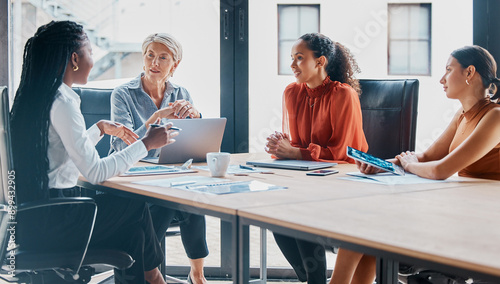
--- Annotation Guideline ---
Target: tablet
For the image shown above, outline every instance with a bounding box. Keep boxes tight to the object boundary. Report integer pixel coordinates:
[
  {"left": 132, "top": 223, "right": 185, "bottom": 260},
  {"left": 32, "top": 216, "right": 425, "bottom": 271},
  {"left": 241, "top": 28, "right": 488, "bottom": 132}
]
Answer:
[{"left": 346, "top": 146, "right": 405, "bottom": 176}]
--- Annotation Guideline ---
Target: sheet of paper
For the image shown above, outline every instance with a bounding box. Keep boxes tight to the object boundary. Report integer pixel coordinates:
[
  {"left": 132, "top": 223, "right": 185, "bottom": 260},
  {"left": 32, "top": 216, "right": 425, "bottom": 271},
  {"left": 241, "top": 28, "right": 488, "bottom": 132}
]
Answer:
[
  {"left": 192, "top": 165, "right": 272, "bottom": 174},
  {"left": 122, "top": 165, "right": 196, "bottom": 176},
  {"left": 184, "top": 180, "right": 286, "bottom": 195},
  {"left": 133, "top": 176, "right": 286, "bottom": 195},
  {"left": 341, "top": 172, "right": 459, "bottom": 185},
  {"left": 133, "top": 176, "right": 228, "bottom": 187}
]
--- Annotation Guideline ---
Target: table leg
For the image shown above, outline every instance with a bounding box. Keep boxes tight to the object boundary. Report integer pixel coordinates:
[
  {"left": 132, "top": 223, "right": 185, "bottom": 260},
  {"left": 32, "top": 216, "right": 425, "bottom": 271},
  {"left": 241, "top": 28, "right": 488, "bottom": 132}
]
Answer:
[
  {"left": 377, "top": 257, "right": 398, "bottom": 284},
  {"left": 221, "top": 217, "right": 241, "bottom": 283},
  {"left": 238, "top": 220, "right": 250, "bottom": 284}
]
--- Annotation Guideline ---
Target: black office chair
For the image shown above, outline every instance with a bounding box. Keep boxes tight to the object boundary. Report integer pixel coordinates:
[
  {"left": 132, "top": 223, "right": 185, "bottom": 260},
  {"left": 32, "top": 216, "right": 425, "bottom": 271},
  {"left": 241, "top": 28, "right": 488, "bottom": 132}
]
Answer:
[
  {"left": 0, "top": 86, "right": 134, "bottom": 283},
  {"left": 358, "top": 79, "right": 419, "bottom": 159}
]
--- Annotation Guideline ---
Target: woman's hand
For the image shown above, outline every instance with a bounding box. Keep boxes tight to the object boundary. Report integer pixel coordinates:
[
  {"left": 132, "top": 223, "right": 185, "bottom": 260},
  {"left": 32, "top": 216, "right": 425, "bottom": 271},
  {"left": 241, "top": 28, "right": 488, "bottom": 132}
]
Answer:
[
  {"left": 141, "top": 122, "right": 180, "bottom": 151},
  {"left": 97, "top": 120, "right": 139, "bottom": 145},
  {"left": 156, "top": 106, "right": 176, "bottom": 120},
  {"left": 146, "top": 100, "right": 200, "bottom": 126},
  {"left": 356, "top": 157, "right": 400, "bottom": 174},
  {"left": 396, "top": 151, "right": 419, "bottom": 170},
  {"left": 265, "top": 131, "right": 283, "bottom": 154},
  {"left": 355, "top": 160, "right": 384, "bottom": 174},
  {"left": 265, "top": 131, "right": 301, "bottom": 159},
  {"left": 170, "top": 100, "right": 200, "bottom": 119}
]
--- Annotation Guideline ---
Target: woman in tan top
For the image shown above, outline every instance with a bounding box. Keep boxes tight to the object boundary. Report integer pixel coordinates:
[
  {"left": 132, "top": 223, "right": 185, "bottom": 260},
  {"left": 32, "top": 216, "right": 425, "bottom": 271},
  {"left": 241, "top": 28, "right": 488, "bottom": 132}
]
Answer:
[
  {"left": 358, "top": 45, "right": 500, "bottom": 180},
  {"left": 345, "top": 45, "right": 500, "bottom": 284}
]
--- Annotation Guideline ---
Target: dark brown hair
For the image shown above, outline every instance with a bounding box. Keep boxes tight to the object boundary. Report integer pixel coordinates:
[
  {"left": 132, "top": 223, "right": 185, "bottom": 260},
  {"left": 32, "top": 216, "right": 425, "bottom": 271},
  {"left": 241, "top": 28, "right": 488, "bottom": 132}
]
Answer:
[
  {"left": 299, "top": 33, "right": 361, "bottom": 94},
  {"left": 451, "top": 45, "right": 500, "bottom": 100}
]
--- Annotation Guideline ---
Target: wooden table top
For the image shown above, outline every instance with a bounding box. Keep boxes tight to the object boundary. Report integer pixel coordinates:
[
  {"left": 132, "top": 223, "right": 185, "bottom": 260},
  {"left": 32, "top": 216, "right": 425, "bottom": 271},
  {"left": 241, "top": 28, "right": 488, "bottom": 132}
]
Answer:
[
  {"left": 79, "top": 153, "right": 493, "bottom": 216},
  {"left": 78, "top": 153, "right": 500, "bottom": 277},
  {"left": 239, "top": 182, "right": 500, "bottom": 277}
]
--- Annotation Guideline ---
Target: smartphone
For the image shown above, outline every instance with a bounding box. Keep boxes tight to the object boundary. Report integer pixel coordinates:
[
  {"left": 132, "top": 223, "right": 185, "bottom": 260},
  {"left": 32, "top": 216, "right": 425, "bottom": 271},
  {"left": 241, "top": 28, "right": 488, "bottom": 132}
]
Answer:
[{"left": 306, "top": 169, "right": 339, "bottom": 176}]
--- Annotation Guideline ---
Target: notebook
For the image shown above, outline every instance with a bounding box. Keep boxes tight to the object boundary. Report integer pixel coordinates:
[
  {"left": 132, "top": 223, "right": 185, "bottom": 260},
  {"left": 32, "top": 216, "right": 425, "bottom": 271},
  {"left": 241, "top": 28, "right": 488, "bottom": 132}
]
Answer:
[
  {"left": 141, "top": 118, "right": 226, "bottom": 164},
  {"left": 246, "top": 159, "right": 337, "bottom": 171}
]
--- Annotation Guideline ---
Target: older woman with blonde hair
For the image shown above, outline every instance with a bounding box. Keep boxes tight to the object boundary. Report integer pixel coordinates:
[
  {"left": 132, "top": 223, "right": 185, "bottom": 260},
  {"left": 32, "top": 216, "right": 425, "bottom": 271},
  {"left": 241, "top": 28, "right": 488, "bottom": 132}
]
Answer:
[{"left": 111, "top": 33, "right": 208, "bottom": 284}]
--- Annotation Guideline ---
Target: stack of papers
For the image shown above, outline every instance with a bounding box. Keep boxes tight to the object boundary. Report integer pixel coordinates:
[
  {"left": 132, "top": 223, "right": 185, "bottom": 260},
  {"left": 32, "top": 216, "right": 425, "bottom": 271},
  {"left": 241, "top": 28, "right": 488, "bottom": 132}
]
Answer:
[{"left": 134, "top": 175, "right": 286, "bottom": 195}]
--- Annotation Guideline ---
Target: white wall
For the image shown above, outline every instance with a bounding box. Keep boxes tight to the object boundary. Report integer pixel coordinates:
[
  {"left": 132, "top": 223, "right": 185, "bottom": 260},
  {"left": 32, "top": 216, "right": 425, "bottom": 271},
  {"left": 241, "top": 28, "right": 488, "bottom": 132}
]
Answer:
[{"left": 249, "top": 0, "right": 473, "bottom": 153}]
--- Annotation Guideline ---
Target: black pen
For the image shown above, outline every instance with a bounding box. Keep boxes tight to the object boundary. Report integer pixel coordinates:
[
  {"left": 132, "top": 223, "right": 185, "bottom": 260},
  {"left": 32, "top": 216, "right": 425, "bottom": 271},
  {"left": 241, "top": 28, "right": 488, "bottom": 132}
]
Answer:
[
  {"left": 239, "top": 164, "right": 256, "bottom": 171},
  {"left": 150, "top": 124, "right": 182, "bottom": 131}
]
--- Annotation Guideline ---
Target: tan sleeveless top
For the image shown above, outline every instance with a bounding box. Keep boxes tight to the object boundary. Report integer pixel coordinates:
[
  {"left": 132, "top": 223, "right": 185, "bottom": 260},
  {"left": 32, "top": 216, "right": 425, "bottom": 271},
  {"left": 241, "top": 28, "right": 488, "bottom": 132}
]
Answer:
[{"left": 449, "top": 98, "right": 500, "bottom": 180}]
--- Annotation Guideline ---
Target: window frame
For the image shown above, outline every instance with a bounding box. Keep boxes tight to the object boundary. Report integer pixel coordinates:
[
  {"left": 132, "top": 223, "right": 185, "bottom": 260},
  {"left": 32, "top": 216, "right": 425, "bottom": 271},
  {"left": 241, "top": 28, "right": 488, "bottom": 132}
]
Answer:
[
  {"left": 387, "top": 3, "right": 432, "bottom": 76},
  {"left": 277, "top": 4, "right": 320, "bottom": 75}
]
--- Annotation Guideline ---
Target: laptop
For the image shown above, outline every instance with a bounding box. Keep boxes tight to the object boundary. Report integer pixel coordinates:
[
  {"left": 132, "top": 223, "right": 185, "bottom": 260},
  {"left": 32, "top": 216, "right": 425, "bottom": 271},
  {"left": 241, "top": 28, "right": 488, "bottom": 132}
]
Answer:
[
  {"left": 246, "top": 159, "right": 337, "bottom": 171},
  {"left": 141, "top": 118, "right": 226, "bottom": 164}
]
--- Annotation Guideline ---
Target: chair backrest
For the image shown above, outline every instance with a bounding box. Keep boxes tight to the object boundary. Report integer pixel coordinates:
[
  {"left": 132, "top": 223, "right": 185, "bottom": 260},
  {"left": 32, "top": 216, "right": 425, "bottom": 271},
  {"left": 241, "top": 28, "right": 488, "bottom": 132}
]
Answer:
[
  {"left": 72, "top": 87, "right": 113, "bottom": 158},
  {"left": 0, "top": 86, "right": 12, "bottom": 262},
  {"left": 358, "top": 79, "right": 419, "bottom": 159}
]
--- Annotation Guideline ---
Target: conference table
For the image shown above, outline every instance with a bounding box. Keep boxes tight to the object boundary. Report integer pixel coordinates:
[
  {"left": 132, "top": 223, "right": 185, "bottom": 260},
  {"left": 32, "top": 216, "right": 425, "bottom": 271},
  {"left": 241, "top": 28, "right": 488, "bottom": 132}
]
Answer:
[{"left": 78, "top": 153, "right": 500, "bottom": 284}]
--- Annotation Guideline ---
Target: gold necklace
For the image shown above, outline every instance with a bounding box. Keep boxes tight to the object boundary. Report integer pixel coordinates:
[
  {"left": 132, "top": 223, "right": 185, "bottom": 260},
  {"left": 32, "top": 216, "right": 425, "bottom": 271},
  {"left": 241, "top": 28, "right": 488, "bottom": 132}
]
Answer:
[{"left": 308, "top": 82, "right": 330, "bottom": 108}]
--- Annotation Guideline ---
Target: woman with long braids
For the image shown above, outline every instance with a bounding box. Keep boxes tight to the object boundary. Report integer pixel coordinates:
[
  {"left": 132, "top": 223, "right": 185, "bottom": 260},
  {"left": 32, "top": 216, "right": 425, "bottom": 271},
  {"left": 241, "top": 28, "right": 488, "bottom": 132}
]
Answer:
[
  {"left": 11, "top": 20, "right": 176, "bottom": 283},
  {"left": 265, "top": 33, "right": 368, "bottom": 283},
  {"left": 351, "top": 45, "right": 500, "bottom": 284}
]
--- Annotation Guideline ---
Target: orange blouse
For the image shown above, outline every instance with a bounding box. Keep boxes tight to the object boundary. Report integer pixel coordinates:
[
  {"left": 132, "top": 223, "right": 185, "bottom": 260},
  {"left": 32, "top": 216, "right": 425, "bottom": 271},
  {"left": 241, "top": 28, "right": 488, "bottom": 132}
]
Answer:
[
  {"left": 282, "top": 77, "right": 368, "bottom": 163},
  {"left": 449, "top": 97, "right": 500, "bottom": 180}
]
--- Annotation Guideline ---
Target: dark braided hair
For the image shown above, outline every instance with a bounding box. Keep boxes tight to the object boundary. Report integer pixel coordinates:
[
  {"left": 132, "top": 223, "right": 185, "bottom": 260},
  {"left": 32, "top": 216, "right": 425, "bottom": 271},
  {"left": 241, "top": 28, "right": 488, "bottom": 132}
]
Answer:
[
  {"left": 10, "top": 21, "right": 88, "bottom": 203},
  {"left": 451, "top": 45, "right": 500, "bottom": 101},
  {"left": 299, "top": 33, "right": 361, "bottom": 94}
]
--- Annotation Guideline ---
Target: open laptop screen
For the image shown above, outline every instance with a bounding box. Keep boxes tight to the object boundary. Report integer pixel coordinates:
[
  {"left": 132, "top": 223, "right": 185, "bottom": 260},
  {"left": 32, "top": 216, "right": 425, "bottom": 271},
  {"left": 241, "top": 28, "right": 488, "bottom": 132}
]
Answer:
[{"left": 142, "top": 118, "right": 226, "bottom": 164}]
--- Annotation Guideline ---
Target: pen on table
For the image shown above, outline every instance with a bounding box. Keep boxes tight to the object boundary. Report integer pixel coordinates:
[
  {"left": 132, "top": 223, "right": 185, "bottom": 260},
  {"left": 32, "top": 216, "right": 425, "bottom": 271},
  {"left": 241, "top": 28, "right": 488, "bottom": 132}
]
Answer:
[
  {"left": 239, "top": 165, "right": 256, "bottom": 171},
  {"left": 149, "top": 124, "right": 182, "bottom": 131}
]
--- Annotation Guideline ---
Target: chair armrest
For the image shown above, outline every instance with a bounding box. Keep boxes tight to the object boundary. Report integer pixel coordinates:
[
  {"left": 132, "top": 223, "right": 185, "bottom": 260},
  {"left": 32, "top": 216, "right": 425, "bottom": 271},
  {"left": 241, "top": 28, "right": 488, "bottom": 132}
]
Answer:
[
  {"left": 18, "top": 197, "right": 95, "bottom": 212},
  {"left": 15, "top": 197, "right": 97, "bottom": 274}
]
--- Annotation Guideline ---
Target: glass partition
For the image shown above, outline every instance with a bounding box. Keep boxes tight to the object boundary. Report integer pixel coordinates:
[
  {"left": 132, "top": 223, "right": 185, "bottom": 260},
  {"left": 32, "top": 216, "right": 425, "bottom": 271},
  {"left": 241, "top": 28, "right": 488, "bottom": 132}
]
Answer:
[{"left": 10, "top": 0, "right": 220, "bottom": 118}]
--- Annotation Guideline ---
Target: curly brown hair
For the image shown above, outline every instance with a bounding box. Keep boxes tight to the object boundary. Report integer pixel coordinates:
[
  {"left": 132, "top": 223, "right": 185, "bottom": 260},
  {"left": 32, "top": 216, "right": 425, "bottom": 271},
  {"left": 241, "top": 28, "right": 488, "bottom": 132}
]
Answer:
[{"left": 299, "top": 33, "right": 361, "bottom": 95}]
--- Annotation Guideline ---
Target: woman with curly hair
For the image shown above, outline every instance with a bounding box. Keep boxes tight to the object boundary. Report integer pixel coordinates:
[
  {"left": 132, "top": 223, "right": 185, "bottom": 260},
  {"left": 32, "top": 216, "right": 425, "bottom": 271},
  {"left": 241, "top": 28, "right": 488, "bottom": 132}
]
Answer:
[
  {"left": 266, "top": 33, "right": 367, "bottom": 162},
  {"left": 265, "top": 33, "right": 368, "bottom": 283}
]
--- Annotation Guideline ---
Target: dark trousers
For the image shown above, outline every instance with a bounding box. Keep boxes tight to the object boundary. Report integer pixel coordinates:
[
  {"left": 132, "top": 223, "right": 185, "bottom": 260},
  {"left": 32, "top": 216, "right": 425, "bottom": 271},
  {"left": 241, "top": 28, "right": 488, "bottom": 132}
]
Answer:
[
  {"left": 150, "top": 204, "right": 209, "bottom": 259},
  {"left": 18, "top": 189, "right": 163, "bottom": 284},
  {"left": 273, "top": 233, "right": 326, "bottom": 284},
  {"left": 91, "top": 195, "right": 164, "bottom": 283}
]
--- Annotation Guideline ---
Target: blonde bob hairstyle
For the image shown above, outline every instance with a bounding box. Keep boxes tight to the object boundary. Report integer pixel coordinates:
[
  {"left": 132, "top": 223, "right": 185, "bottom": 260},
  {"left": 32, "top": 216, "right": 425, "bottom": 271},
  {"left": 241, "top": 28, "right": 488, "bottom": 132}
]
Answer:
[{"left": 141, "top": 33, "right": 183, "bottom": 63}]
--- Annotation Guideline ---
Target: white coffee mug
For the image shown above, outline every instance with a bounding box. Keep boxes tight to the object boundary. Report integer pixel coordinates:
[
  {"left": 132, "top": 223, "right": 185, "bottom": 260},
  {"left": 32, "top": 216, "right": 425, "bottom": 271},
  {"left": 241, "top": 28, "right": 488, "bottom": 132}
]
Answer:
[{"left": 206, "top": 152, "right": 230, "bottom": 177}]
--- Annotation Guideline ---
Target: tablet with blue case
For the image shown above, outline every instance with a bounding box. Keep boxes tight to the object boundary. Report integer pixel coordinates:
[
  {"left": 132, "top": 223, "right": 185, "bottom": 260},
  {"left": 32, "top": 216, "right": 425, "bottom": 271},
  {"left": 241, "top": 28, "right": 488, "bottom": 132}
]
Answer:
[{"left": 346, "top": 146, "right": 405, "bottom": 176}]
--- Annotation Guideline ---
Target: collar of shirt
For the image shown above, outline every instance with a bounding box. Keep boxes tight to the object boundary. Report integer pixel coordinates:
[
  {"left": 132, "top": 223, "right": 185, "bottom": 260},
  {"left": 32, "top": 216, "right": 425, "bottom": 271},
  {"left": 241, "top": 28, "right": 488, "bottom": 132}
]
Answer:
[{"left": 59, "top": 83, "right": 81, "bottom": 104}]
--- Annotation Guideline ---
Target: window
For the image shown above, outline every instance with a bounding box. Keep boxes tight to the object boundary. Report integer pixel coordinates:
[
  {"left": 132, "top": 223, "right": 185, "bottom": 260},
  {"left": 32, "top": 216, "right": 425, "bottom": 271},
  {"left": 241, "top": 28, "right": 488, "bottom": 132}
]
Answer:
[
  {"left": 388, "top": 3, "right": 431, "bottom": 75},
  {"left": 277, "top": 4, "right": 320, "bottom": 75}
]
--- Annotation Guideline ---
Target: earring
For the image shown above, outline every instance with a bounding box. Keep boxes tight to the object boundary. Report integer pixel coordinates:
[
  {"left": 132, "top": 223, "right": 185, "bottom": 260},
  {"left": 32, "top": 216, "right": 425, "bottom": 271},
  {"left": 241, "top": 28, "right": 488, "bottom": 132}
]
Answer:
[
  {"left": 73, "top": 65, "right": 79, "bottom": 72},
  {"left": 466, "top": 79, "right": 470, "bottom": 85},
  {"left": 143, "top": 66, "right": 145, "bottom": 71}
]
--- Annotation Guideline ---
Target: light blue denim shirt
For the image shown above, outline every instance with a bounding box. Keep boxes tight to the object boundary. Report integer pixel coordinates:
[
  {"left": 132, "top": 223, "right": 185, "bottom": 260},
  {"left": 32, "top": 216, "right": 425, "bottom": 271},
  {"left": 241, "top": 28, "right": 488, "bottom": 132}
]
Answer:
[{"left": 110, "top": 73, "right": 194, "bottom": 157}]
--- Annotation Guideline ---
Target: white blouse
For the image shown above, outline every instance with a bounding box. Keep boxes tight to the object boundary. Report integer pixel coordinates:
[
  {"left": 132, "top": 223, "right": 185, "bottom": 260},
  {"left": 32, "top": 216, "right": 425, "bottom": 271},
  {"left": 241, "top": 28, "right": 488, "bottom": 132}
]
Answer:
[{"left": 47, "top": 83, "right": 147, "bottom": 189}]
